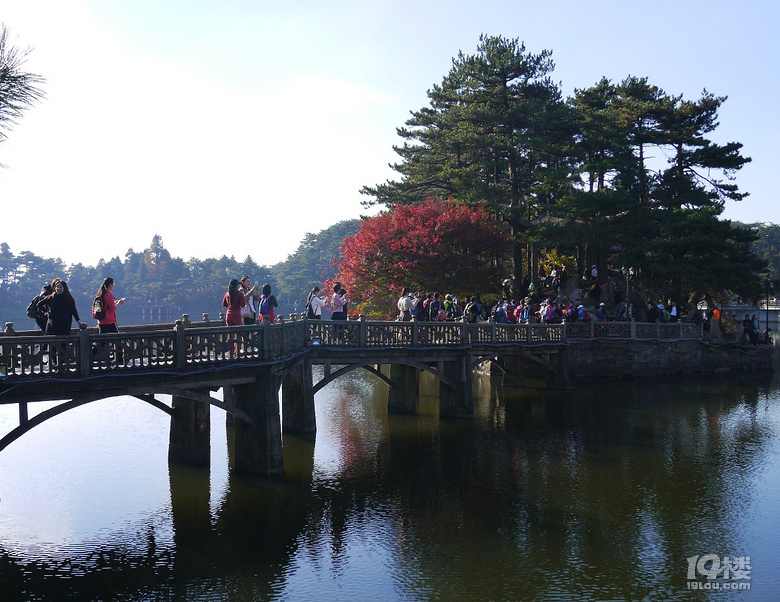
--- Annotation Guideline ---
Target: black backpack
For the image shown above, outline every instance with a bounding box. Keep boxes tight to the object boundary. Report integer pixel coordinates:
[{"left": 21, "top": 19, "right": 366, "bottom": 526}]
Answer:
[
  {"left": 26, "top": 298, "right": 40, "bottom": 319},
  {"left": 26, "top": 290, "right": 48, "bottom": 320},
  {"left": 92, "top": 294, "right": 107, "bottom": 320}
]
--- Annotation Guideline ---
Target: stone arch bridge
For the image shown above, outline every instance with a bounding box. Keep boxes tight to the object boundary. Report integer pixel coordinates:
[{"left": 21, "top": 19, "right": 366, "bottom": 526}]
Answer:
[{"left": 0, "top": 316, "right": 703, "bottom": 476}]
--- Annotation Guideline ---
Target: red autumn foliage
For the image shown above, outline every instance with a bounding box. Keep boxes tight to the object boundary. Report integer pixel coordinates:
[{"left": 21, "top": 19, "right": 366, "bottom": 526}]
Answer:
[{"left": 332, "top": 198, "right": 512, "bottom": 318}]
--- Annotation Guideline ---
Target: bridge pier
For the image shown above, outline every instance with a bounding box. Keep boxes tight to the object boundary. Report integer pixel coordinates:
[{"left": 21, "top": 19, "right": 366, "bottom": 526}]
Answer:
[
  {"left": 232, "top": 371, "right": 284, "bottom": 476},
  {"left": 439, "top": 356, "right": 473, "bottom": 418},
  {"left": 387, "top": 363, "right": 420, "bottom": 414},
  {"left": 168, "top": 391, "right": 211, "bottom": 466},
  {"left": 281, "top": 362, "right": 316, "bottom": 438}
]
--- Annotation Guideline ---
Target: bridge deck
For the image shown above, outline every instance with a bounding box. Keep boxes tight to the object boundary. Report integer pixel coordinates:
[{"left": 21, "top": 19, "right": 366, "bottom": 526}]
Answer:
[{"left": 0, "top": 317, "right": 702, "bottom": 396}]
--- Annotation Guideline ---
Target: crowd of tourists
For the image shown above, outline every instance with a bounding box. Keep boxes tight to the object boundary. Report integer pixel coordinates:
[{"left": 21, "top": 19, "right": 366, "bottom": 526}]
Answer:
[{"left": 19, "top": 270, "right": 773, "bottom": 348}]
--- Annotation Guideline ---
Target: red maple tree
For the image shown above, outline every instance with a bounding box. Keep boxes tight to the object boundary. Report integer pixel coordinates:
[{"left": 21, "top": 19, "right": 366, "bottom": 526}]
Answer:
[{"left": 332, "top": 198, "right": 511, "bottom": 318}]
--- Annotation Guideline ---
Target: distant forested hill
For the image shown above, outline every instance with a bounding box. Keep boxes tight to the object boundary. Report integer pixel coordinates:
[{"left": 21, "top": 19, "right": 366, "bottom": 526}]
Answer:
[{"left": 0, "top": 219, "right": 360, "bottom": 329}]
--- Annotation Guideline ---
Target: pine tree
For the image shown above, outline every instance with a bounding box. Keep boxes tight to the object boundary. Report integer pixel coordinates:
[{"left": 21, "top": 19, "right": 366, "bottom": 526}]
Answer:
[{"left": 362, "top": 35, "right": 574, "bottom": 298}]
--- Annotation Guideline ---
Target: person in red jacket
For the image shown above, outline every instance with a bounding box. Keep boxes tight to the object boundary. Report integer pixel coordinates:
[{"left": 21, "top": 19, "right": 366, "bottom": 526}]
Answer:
[{"left": 95, "top": 277, "right": 126, "bottom": 333}]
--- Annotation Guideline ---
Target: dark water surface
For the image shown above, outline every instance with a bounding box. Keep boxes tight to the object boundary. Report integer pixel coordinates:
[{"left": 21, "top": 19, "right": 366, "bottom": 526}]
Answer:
[{"left": 1, "top": 359, "right": 778, "bottom": 601}]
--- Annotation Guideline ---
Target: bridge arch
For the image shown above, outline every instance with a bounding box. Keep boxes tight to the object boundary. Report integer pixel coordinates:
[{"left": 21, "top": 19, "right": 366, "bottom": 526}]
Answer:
[
  {"left": 0, "top": 386, "right": 257, "bottom": 453},
  {"left": 311, "top": 359, "right": 458, "bottom": 396}
]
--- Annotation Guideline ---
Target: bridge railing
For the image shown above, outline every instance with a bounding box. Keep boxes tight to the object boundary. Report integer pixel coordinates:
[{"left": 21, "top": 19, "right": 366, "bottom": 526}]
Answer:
[
  {"left": 0, "top": 317, "right": 310, "bottom": 380},
  {"left": 0, "top": 315, "right": 704, "bottom": 381}
]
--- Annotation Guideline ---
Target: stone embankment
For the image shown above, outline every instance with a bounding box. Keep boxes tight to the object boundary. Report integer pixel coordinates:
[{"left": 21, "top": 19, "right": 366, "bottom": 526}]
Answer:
[{"left": 566, "top": 337, "right": 772, "bottom": 380}]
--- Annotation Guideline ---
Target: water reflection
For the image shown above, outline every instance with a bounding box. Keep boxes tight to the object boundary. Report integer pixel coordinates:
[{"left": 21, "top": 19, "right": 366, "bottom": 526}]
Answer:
[{"left": 0, "top": 365, "right": 778, "bottom": 600}]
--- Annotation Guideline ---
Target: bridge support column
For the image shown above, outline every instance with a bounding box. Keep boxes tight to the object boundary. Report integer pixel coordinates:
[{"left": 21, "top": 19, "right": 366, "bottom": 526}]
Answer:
[
  {"left": 232, "top": 372, "right": 284, "bottom": 476},
  {"left": 168, "top": 393, "right": 211, "bottom": 466},
  {"left": 439, "top": 356, "right": 473, "bottom": 418},
  {"left": 387, "top": 363, "right": 419, "bottom": 414},
  {"left": 282, "top": 361, "right": 316, "bottom": 438}
]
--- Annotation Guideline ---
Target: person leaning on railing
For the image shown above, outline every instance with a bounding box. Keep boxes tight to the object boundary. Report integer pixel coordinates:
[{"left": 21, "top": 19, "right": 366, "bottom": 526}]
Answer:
[{"left": 38, "top": 280, "right": 86, "bottom": 335}]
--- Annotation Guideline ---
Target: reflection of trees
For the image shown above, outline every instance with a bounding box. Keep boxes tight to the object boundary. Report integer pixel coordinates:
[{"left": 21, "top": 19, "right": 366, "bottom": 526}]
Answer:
[
  {"left": 372, "top": 372, "right": 776, "bottom": 600},
  {"left": 0, "top": 523, "right": 176, "bottom": 600},
  {"left": 2, "top": 369, "right": 775, "bottom": 599}
]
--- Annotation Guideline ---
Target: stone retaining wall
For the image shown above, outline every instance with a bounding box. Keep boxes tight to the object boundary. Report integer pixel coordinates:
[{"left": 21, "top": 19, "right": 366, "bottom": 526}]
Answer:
[{"left": 566, "top": 338, "right": 773, "bottom": 380}]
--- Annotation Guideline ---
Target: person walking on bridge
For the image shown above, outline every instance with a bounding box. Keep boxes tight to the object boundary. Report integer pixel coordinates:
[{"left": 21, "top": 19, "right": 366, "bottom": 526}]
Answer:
[{"left": 94, "top": 277, "right": 125, "bottom": 334}]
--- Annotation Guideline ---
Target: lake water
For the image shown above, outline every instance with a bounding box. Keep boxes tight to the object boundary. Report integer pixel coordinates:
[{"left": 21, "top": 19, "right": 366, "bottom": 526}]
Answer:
[{"left": 1, "top": 359, "right": 779, "bottom": 601}]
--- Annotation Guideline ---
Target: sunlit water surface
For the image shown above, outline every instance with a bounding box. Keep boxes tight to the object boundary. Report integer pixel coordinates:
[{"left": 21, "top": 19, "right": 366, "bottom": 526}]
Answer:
[{"left": 1, "top": 360, "right": 779, "bottom": 601}]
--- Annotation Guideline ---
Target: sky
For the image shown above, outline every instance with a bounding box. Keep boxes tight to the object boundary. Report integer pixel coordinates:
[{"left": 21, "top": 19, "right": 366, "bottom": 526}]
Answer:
[{"left": 2, "top": 0, "right": 778, "bottom": 267}]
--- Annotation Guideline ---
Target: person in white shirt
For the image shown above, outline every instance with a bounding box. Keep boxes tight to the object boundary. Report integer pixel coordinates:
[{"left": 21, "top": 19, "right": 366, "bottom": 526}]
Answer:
[
  {"left": 397, "top": 287, "right": 416, "bottom": 321},
  {"left": 306, "top": 286, "right": 326, "bottom": 319}
]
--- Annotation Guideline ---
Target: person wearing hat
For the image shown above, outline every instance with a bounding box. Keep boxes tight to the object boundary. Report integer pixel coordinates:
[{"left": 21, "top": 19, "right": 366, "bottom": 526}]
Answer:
[
  {"left": 596, "top": 301, "right": 608, "bottom": 322},
  {"left": 577, "top": 304, "right": 590, "bottom": 322}
]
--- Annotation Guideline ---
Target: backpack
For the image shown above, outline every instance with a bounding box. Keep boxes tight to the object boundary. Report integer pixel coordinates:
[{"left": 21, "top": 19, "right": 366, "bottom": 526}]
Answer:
[
  {"left": 304, "top": 301, "right": 315, "bottom": 318},
  {"left": 429, "top": 299, "right": 443, "bottom": 321},
  {"left": 444, "top": 300, "right": 456, "bottom": 320},
  {"left": 27, "top": 294, "right": 44, "bottom": 320},
  {"left": 92, "top": 294, "right": 106, "bottom": 320},
  {"left": 544, "top": 304, "right": 554, "bottom": 322},
  {"left": 259, "top": 295, "right": 270, "bottom": 315}
]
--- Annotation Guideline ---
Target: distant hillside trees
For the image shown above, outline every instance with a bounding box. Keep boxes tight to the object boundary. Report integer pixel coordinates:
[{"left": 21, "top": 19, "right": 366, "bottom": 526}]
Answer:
[
  {"left": 0, "top": 221, "right": 359, "bottom": 329},
  {"left": 273, "top": 220, "right": 361, "bottom": 314}
]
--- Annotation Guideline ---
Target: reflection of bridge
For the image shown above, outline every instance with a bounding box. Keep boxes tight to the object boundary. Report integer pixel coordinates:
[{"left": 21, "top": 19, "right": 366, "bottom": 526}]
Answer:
[{"left": 0, "top": 317, "right": 704, "bottom": 475}]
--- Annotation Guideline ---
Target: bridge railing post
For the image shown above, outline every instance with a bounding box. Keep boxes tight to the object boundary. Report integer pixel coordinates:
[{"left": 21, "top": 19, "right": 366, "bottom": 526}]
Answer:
[
  {"left": 412, "top": 318, "right": 419, "bottom": 347},
  {"left": 261, "top": 319, "right": 271, "bottom": 360},
  {"left": 460, "top": 316, "right": 467, "bottom": 346},
  {"left": 630, "top": 318, "right": 637, "bottom": 339},
  {"left": 78, "top": 325, "right": 91, "bottom": 376},
  {"left": 359, "top": 315, "right": 367, "bottom": 347},
  {"left": 174, "top": 320, "right": 187, "bottom": 368}
]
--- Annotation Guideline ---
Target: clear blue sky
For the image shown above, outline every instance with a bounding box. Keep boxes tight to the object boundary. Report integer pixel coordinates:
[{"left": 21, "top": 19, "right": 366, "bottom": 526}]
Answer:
[{"left": 3, "top": 0, "right": 777, "bottom": 266}]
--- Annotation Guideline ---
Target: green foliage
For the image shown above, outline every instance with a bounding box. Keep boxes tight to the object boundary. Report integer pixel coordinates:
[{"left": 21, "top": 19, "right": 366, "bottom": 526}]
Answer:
[
  {"left": 273, "top": 220, "right": 361, "bottom": 314},
  {"left": 363, "top": 37, "right": 766, "bottom": 307},
  {"left": 0, "top": 223, "right": 359, "bottom": 329},
  {"left": 0, "top": 24, "right": 45, "bottom": 147},
  {"left": 363, "top": 35, "right": 575, "bottom": 290},
  {"left": 743, "top": 222, "right": 780, "bottom": 287}
]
